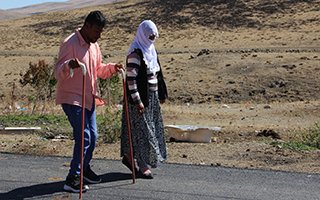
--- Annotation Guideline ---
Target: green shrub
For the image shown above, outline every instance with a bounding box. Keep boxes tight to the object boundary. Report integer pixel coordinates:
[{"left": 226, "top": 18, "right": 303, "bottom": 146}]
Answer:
[
  {"left": 97, "top": 105, "right": 122, "bottom": 143},
  {"left": 96, "top": 73, "right": 123, "bottom": 143},
  {"left": 303, "top": 123, "right": 320, "bottom": 149},
  {"left": 98, "top": 74, "right": 122, "bottom": 105},
  {"left": 271, "top": 122, "right": 320, "bottom": 151}
]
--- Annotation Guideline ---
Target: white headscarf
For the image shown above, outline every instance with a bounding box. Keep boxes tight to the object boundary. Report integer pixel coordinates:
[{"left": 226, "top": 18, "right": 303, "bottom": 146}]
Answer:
[{"left": 128, "top": 20, "right": 160, "bottom": 74}]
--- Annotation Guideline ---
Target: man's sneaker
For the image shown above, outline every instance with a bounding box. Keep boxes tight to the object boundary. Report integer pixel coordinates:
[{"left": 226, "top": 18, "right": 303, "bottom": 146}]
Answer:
[
  {"left": 84, "top": 167, "right": 102, "bottom": 184},
  {"left": 63, "top": 174, "right": 89, "bottom": 193}
]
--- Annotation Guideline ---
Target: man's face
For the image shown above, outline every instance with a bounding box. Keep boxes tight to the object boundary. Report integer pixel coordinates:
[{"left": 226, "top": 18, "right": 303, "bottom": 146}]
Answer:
[{"left": 86, "top": 23, "right": 104, "bottom": 43}]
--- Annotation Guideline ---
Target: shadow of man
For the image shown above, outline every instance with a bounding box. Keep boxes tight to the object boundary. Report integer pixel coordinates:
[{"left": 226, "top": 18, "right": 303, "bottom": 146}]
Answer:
[
  {"left": 0, "top": 181, "right": 65, "bottom": 200},
  {"left": 0, "top": 172, "right": 133, "bottom": 199}
]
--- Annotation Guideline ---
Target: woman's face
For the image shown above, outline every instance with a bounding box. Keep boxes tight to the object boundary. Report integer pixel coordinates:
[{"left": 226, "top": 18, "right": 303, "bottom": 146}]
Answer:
[{"left": 148, "top": 33, "right": 156, "bottom": 41}]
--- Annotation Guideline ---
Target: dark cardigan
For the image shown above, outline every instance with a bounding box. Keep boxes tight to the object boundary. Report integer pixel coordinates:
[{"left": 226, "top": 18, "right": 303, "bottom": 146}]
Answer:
[{"left": 126, "top": 49, "right": 168, "bottom": 107}]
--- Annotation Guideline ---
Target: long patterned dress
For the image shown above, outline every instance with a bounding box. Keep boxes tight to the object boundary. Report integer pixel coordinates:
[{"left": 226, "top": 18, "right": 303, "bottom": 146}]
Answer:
[{"left": 120, "top": 50, "right": 167, "bottom": 169}]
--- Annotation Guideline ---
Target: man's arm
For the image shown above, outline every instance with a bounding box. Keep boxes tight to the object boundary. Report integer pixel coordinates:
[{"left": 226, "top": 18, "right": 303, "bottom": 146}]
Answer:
[
  {"left": 96, "top": 44, "right": 123, "bottom": 79},
  {"left": 54, "top": 41, "right": 74, "bottom": 80}
]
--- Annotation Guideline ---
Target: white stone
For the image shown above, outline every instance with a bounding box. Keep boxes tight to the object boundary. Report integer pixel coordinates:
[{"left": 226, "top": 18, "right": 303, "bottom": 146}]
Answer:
[{"left": 165, "top": 125, "right": 221, "bottom": 143}]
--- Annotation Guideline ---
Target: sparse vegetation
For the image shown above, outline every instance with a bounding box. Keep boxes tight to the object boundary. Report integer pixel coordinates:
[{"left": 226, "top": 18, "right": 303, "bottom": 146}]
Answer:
[
  {"left": 0, "top": 106, "right": 123, "bottom": 143},
  {"left": 98, "top": 74, "right": 122, "bottom": 105},
  {"left": 0, "top": 57, "right": 124, "bottom": 144},
  {"left": 14, "top": 59, "right": 123, "bottom": 142},
  {"left": 271, "top": 123, "right": 320, "bottom": 151},
  {"left": 271, "top": 140, "right": 317, "bottom": 151},
  {"left": 19, "top": 60, "right": 56, "bottom": 114},
  {"left": 97, "top": 105, "right": 122, "bottom": 144},
  {"left": 303, "top": 123, "right": 320, "bottom": 149},
  {"left": 0, "top": 113, "right": 71, "bottom": 136}
]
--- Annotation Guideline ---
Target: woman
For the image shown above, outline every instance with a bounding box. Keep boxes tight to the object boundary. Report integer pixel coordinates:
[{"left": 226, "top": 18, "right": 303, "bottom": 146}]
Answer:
[{"left": 121, "top": 20, "right": 168, "bottom": 179}]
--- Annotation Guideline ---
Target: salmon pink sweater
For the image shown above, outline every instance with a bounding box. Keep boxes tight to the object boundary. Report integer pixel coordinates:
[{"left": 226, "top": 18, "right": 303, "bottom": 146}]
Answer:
[{"left": 55, "top": 29, "right": 117, "bottom": 110}]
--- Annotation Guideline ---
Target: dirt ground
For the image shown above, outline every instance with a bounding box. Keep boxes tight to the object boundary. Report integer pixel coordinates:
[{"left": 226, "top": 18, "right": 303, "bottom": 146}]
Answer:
[
  {"left": 0, "top": 0, "right": 320, "bottom": 174},
  {"left": 1, "top": 101, "right": 320, "bottom": 174}
]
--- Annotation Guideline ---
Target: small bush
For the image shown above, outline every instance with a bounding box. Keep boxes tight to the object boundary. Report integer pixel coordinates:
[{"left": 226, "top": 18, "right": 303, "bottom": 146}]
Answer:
[
  {"left": 97, "top": 105, "right": 122, "bottom": 143},
  {"left": 271, "top": 122, "right": 320, "bottom": 151},
  {"left": 19, "top": 60, "right": 57, "bottom": 114},
  {"left": 303, "top": 123, "right": 320, "bottom": 149},
  {"left": 98, "top": 74, "right": 122, "bottom": 105}
]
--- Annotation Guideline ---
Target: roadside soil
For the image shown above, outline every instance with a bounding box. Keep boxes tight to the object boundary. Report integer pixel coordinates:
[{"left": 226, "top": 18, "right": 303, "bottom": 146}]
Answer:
[{"left": 1, "top": 100, "right": 320, "bottom": 174}]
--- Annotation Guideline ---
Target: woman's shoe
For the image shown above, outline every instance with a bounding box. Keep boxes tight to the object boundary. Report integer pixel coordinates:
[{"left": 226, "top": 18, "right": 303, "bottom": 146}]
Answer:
[
  {"left": 137, "top": 168, "right": 153, "bottom": 179},
  {"left": 122, "top": 156, "right": 138, "bottom": 173}
]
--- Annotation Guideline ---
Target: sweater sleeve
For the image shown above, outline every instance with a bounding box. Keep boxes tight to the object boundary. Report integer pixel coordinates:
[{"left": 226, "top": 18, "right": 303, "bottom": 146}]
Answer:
[
  {"left": 54, "top": 41, "right": 73, "bottom": 80},
  {"left": 96, "top": 44, "right": 117, "bottom": 79},
  {"left": 127, "top": 52, "right": 142, "bottom": 105}
]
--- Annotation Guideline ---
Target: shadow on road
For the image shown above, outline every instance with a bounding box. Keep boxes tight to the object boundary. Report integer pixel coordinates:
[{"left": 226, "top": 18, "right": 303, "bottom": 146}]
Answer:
[
  {"left": 0, "top": 181, "right": 65, "bottom": 200},
  {"left": 0, "top": 172, "right": 133, "bottom": 199}
]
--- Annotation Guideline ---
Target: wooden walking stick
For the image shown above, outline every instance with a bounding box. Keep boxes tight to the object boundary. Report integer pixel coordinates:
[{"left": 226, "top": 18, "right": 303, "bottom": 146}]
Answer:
[
  {"left": 120, "top": 69, "right": 136, "bottom": 183},
  {"left": 75, "top": 62, "right": 87, "bottom": 199}
]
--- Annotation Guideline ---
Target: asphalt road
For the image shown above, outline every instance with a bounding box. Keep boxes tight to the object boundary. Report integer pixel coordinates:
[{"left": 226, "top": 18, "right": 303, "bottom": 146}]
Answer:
[{"left": 0, "top": 153, "right": 319, "bottom": 200}]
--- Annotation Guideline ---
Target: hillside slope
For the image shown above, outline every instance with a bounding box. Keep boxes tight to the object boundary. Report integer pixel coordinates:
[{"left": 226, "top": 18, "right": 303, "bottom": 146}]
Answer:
[
  {"left": 0, "top": 0, "right": 119, "bottom": 20},
  {"left": 0, "top": 0, "right": 319, "bottom": 104}
]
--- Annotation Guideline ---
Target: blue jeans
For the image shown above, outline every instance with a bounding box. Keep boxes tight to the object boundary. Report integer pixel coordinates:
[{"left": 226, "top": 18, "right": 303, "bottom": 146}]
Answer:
[{"left": 62, "top": 103, "right": 98, "bottom": 176}]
